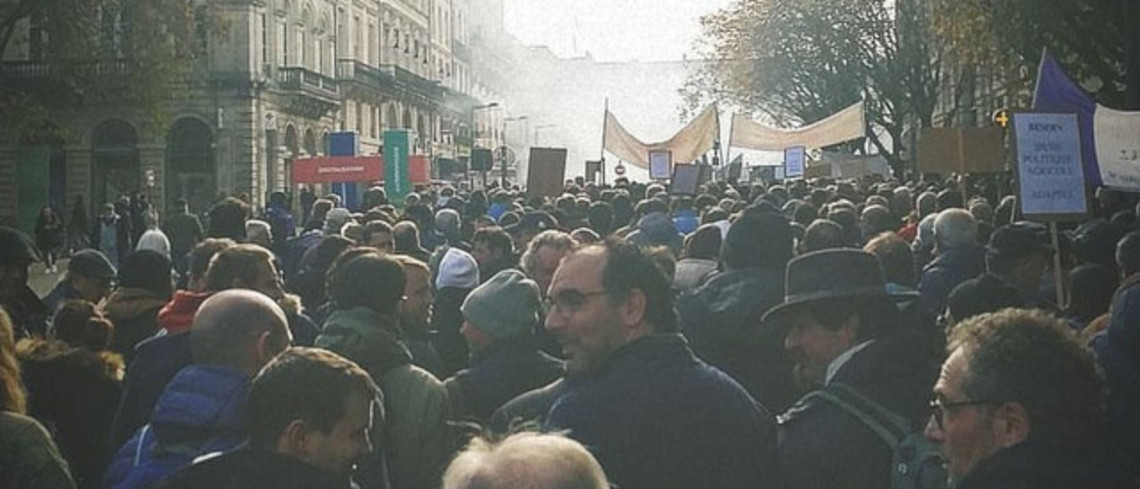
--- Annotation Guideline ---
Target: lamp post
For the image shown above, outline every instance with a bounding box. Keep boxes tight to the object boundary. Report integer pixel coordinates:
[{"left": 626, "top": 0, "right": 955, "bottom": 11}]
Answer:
[
  {"left": 472, "top": 102, "right": 499, "bottom": 188},
  {"left": 503, "top": 115, "right": 528, "bottom": 187}
]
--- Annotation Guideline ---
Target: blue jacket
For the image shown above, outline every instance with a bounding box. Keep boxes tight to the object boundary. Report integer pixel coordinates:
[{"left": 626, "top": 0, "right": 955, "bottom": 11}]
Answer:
[
  {"left": 105, "top": 365, "right": 250, "bottom": 489},
  {"left": 544, "top": 334, "right": 778, "bottom": 489},
  {"left": 673, "top": 209, "right": 700, "bottom": 235},
  {"left": 1095, "top": 274, "right": 1140, "bottom": 478},
  {"left": 110, "top": 333, "right": 194, "bottom": 450},
  {"left": 917, "top": 244, "right": 986, "bottom": 321}
]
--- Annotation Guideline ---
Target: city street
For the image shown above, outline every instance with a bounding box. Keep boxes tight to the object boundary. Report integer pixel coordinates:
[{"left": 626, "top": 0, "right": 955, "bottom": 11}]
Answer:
[{"left": 28, "top": 258, "right": 68, "bottom": 298}]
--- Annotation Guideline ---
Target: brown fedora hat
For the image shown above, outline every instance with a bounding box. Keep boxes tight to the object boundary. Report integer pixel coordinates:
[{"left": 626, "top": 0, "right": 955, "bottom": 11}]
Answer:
[{"left": 761, "top": 249, "right": 894, "bottom": 326}]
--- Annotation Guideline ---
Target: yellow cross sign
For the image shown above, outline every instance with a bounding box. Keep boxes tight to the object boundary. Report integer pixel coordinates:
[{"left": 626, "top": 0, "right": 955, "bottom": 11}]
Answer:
[{"left": 992, "top": 109, "right": 1010, "bottom": 128}]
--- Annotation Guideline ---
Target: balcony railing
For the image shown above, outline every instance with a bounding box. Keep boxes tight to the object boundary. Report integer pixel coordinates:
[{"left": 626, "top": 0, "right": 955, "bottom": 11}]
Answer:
[
  {"left": 335, "top": 59, "right": 443, "bottom": 101},
  {"left": 277, "top": 66, "right": 339, "bottom": 99},
  {"left": 1, "top": 59, "right": 134, "bottom": 79}
]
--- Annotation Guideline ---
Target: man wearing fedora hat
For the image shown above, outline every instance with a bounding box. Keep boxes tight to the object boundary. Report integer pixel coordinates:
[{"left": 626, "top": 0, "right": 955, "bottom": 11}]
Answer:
[{"left": 764, "top": 249, "right": 938, "bottom": 489}]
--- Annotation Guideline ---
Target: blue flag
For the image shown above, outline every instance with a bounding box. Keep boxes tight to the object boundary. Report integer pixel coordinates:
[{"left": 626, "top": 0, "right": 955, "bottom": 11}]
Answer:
[{"left": 1031, "top": 51, "right": 1101, "bottom": 186}]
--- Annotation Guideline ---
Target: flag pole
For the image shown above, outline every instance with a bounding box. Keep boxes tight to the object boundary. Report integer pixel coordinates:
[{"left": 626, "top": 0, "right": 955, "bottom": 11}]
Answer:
[
  {"left": 600, "top": 97, "right": 609, "bottom": 185},
  {"left": 724, "top": 108, "right": 733, "bottom": 181}
]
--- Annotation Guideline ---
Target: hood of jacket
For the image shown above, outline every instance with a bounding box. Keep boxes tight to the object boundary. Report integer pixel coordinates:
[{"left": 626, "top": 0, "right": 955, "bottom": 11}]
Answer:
[
  {"left": 316, "top": 307, "right": 413, "bottom": 376},
  {"left": 16, "top": 338, "right": 124, "bottom": 382},
  {"left": 632, "top": 212, "right": 682, "bottom": 246},
  {"left": 923, "top": 243, "right": 986, "bottom": 275},
  {"left": 150, "top": 365, "right": 249, "bottom": 444},
  {"left": 104, "top": 287, "right": 168, "bottom": 322},
  {"left": 677, "top": 268, "right": 785, "bottom": 339},
  {"left": 158, "top": 290, "right": 214, "bottom": 334}
]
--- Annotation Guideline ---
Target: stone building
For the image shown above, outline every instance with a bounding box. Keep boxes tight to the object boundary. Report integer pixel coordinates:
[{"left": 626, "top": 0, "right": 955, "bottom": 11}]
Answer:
[{"left": 0, "top": 0, "right": 512, "bottom": 229}]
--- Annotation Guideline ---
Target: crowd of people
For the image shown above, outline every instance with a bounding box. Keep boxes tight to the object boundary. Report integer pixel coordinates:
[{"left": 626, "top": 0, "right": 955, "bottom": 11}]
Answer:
[{"left": 0, "top": 172, "right": 1138, "bottom": 489}]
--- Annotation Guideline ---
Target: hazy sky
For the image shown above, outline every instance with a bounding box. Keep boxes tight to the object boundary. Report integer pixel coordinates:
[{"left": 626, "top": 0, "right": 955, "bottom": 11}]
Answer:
[{"left": 503, "top": 0, "right": 734, "bottom": 62}]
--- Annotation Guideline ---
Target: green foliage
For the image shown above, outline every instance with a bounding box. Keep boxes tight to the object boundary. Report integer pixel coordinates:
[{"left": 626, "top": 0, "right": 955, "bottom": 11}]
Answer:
[
  {"left": 0, "top": 0, "right": 211, "bottom": 139},
  {"left": 929, "top": 0, "right": 1127, "bottom": 106}
]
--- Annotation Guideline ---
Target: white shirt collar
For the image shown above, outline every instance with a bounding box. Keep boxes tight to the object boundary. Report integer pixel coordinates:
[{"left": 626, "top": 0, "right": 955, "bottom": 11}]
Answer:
[{"left": 825, "top": 340, "right": 875, "bottom": 385}]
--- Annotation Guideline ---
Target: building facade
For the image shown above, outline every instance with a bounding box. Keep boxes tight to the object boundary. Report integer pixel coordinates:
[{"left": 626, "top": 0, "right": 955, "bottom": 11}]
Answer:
[{"left": 0, "top": 0, "right": 513, "bottom": 229}]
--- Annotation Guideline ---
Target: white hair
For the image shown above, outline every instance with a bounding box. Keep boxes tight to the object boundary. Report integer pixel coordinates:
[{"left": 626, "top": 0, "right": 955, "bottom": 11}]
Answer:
[
  {"left": 443, "top": 432, "right": 609, "bottom": 489},
  {"left": 933, "top": 208, "right": 978, "bottom": 249}
]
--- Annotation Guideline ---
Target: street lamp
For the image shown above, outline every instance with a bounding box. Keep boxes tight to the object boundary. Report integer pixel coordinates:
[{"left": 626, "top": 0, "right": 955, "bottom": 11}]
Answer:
[
  {"left": 472, "top": 102, "right": 499, "bottom": 188},
  {"left": 502, "top": 116, "right": 529, "bottom": 187}
]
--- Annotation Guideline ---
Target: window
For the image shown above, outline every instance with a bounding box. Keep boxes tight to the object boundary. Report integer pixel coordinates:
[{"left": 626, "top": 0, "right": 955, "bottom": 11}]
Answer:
[
  {"left": 354, "top": 16, "right": 362, "bottom": 59},
  {"left": 279, "top": 21, "right": 288, "bottom": 65},
  {"left": 368, "top": 22, "right": 376, "bottom": 65},
  {"left": 355, "top": 102, "right": 363, "bottom": 133},
  {"left": 260, "top": 14, "right": 268, "bottom": 68},
  {"left": 29, "top": 11, "right": 44, "bottom": 60}
]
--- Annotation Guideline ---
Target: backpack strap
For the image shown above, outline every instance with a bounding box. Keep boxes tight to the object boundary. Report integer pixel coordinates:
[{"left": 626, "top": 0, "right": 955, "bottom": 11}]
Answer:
[{"left": 807, "top": 382, "right": 911, "bottom": 450}]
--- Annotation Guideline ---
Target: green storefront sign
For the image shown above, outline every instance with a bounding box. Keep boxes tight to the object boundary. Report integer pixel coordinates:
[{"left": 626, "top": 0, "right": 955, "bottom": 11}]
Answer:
[{"left": 383, "top": 130, "right": 411, "bottom": 203}]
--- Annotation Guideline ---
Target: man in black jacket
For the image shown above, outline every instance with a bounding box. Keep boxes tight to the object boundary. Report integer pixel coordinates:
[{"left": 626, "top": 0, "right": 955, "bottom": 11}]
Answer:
[
  {"left": 763, "top": 249, "right": 939, "bottom": 489},
  {"left": 160, "top": 347, "right": 382, "bottom": 489},
  {"left": 677, "top": 207, "right": 799, "bottom": 413},
  {"left": 926, "top": 309, "right": 1130, "bottom": 488}
]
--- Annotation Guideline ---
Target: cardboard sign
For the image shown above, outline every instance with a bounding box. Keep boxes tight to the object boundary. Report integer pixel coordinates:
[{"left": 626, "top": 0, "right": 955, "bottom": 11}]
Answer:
[
  {"left": 649, "top": 150, "right": 673, "bottom": 180},
  {"left": 671, "top": 164, "right": 701, "bottom": 195},
  {"left": 784, "top": 146, "right": 806, "bottom": 178},
  {"left": 527, "top": 148, "right": 568, "bottom": 198},
  {"left": 1012, "top": 113, "right": 1088, "bottom": 220},
  {"left": 918, "top": 127, "right": 1005, "bottom": 174},
  {"left": 585, "top": 160, "right": 602, "bottom": 183}
]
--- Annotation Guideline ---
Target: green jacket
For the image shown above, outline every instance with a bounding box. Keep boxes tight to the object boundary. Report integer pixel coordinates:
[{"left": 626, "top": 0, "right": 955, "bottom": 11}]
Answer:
[
  {"left": 0, "top": 412, "right": 76, "bottom": 489},
  {"left": 316, "top": 307, "right": 453, "bottom": 489}
]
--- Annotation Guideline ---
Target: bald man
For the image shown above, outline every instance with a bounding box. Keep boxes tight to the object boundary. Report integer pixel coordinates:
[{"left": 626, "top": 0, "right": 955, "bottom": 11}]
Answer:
[{"left": 106, "top": 290, "right": 292, "bottom": 489}]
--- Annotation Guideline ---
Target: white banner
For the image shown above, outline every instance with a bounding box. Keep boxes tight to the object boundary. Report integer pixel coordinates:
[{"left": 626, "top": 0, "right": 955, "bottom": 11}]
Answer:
[
  {"left": 1094, "top": 105, "right": 1140, "bottom": 190},
  {"left": 730, "top": 101, "right": 866, "bottom": 151},
  {"left": 604, "top": 105, "right": 719, "bottom": 169}
]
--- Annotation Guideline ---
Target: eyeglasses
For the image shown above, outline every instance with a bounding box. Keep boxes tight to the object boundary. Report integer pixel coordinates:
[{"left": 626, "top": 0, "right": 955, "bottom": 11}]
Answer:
[
  {"left": 928, "top": 398, "right": 998, "bottom": 431},
  {"left": 543, "top": 289, "right": 608, "bottom": 316}
]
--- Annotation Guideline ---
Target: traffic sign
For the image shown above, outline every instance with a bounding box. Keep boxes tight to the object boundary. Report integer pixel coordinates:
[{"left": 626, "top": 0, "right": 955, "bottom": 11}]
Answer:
[{"left": 992, "top": 108, "right": 1011, "bottom": 128}]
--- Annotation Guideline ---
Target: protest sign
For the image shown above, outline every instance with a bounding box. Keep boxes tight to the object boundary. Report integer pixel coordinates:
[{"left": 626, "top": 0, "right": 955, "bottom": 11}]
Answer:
[
  {"left": 671, "top": 164, "right": 701, "bottom": 195},
  {"left": 784, "top": 146, "right": 806, "bottom": 179},
  {"left": 649, "top": 150, "right": 673, "bottom": 180},
  {"left": 527, "top": 148, "right": 568, "bottom": 198},
  {"left": 1012, "top": 113, "right": 1088, "bottom": 220}
]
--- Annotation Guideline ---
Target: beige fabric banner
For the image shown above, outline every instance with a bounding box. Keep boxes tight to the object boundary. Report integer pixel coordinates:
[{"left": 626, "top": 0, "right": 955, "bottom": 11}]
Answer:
[
  {"left": 730, "top": 101, "right": 866, "bottom": 151},
  {"left": 603, "top": 105, "right": 719, "bottom": 169}
]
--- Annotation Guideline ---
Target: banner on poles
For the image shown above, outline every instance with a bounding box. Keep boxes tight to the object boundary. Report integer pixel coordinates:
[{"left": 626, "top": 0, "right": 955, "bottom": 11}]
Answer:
[
  {"left": 730, "top": 101, "right": 865, "bottom": 151},
  {"left": 603, "top": 105, "right": 719, "bottom": 169}
]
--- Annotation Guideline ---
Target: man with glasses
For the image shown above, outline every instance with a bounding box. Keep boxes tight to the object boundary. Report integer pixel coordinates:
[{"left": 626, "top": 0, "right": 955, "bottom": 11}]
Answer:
[
  {"left": 503, "top": 238, "right": 778, "bottom": 489},
  {"left": 925, "top": 308, "right": 1129, "bottom": 488}
]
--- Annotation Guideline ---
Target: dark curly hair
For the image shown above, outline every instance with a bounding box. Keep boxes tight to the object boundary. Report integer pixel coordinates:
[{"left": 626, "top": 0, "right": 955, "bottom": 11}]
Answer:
[{"left": 949, "top": 308, "right": 1105, "bottom": 438}]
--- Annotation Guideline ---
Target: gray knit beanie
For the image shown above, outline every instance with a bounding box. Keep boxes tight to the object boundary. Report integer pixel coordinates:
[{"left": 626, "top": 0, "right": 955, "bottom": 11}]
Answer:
[{"left": 460, "top": 269, "right": 540, "bottom": 340}]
